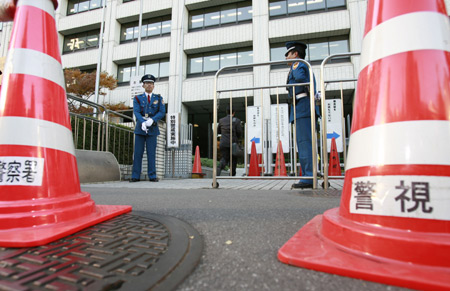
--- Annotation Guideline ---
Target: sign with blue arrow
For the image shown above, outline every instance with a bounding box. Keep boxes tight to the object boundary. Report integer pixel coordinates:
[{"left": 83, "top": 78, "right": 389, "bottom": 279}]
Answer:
[
  {"left": 326, "top": 99, "right": 344, "bottom": 153},
  {"left": 246, "top": 106, "right": 263, "bottom": 154}
]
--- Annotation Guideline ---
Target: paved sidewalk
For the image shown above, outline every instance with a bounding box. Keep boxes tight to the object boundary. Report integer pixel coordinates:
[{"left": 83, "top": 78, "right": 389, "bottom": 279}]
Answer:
[{"left": 84, "top": 178, "right": 345, "bottom": 191}]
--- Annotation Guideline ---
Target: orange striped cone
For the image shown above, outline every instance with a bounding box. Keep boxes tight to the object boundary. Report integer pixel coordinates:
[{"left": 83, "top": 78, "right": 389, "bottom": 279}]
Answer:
[
  {"left": 328, "top": 137, "right": 341, "bottom": 176},
  {"left": 279, "top": 1, "right": 450, "bottom": 290},
  {"left": 248, "top": 141, "right": 259, "bottom": 176},
  {"left": 274, "top": 141, "right": 287, "bottom": 176},
  {"left": 0, "top": 0, "right": 131, "bottom": 247}
]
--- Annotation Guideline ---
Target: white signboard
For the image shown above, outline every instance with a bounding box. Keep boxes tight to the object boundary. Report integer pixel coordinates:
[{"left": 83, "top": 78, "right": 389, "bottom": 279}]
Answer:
[
  {"left": 350, "top": 175, "right": 450, "bottom": 221},
  {"left": 326, "top": 99, "right": 343, "bottom": 153},
  {"left": 167, "top": 113, "right": 180, "bottom": 148},
  {"left": 0, "top": 157, "right": 44, "bottom": 186},
  {"left": 246, "top": 106, "right": 262, "bottom": 154},
  {"left": 130, "top": 75, "right": 144, "bottom": 107},
  {"left": 270, "top": 104, "right": 289, "bottom": 154}
]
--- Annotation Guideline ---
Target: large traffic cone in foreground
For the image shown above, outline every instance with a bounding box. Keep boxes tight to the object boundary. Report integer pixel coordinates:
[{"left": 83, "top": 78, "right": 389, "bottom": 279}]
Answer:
[
  {"left": 192, "top": 145, "right": 205, "bottom": 178},
  {"left": 274, "top": 141, "right": 287, "bottom": 176},
  {"left": 328, "top": 137, "right": 341, "bottom": 176},
  {"left": 0, "top": 0, "right": 131, "bottom": 247},
  {"left": 279, "top": 0, "right": 450, "bottom": 289},
  {"left": 248, "top": 141, "right": 259, "bottom": 176}
]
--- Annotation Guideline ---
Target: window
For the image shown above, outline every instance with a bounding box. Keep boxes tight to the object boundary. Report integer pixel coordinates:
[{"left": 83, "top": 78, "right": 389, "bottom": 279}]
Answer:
[
  {"left": 269, "top": 0, "right": 345, "bottom": 17},
  {"left": 270, "top": 36, "right": 350, "bottom": 66},
  {"left": 117, "top": 59, "right": 169, "bottom": 84},
  {"left": 63, "top": 30, "right": 100, "bottom": 53},
  {"left": 187, "top": 48, "right": 253, "bottom": 76},
  {"left": 188, "top": 1, "right": 252, "bottom": 31},
  {"left": 120, "top": 16, "right": 171, "bottom": 43},
  {"left": 67, "top": 0, "right": 105, "bottom": 15}
]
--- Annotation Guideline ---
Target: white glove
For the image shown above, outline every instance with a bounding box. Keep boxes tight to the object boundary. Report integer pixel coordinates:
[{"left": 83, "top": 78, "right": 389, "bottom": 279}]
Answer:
[
  {"left": 145, "top": 118, "right": 154, "bottom": 127},
  {"left": 141, "top": 122, "right": 148, "bottom": 132}
]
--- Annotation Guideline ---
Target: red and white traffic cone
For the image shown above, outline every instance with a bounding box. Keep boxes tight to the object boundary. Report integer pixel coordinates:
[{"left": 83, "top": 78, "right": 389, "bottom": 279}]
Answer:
[
  {"left": 0, "top": 0, "right": 131, "bottom": 247},
  {"left": 274, "top": 141, "right": 287, "bottom": 176},
  {"left": 278, "top": 0, "right": 450, "bottom": 289}
]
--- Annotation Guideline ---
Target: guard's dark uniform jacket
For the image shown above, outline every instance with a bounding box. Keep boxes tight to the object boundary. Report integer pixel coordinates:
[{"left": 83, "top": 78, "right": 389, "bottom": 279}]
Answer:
[{"left": 133, "top": 93, "right": 166, "bottom": 136}]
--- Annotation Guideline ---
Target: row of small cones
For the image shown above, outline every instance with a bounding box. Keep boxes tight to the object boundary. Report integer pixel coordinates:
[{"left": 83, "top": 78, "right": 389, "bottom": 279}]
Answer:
[
  {"left": 253, "top": 138, "right": 341, "bottom": 177},
  {"left": 193, "top": 138, "right": 341, "bottom": 177}
]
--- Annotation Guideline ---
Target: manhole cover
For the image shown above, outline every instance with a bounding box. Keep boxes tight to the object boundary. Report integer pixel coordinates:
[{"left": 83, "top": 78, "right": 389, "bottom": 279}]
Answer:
[{"left": 0, "top": 212, "right": 202, "bottom": 291}]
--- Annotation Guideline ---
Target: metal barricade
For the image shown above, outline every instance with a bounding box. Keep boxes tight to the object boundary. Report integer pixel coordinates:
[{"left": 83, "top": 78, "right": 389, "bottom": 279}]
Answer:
[
  {"left": 320, "top": 52, "right": 361, "bottom": 189},
  {"left": 67, "top": 93, "right": 136, "bottom": 165},
  {"left": 212, "top": 59, "right": 318, "bottom": 188}
]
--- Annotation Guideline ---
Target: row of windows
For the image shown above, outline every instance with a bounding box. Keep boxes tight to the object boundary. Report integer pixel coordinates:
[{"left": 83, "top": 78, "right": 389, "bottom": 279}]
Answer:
[
  {"left": 68, "top": 0, "right": 104, "bottom": 15},
  {"left": 117, "top": 59, "right": 170, "bottom": 84},
  {"left": 67, "top": 0, "right": 345, "bottom": 20},
  {"left": 188, "top": 49, "right": 253, "bottom": 76},
  {"left": 189, "top": 2, "right": 253, "bottom": 31},
  {"left": 73, "top": 36, "right": 349, "bottom": 82},
  {"left": 269, "top": 0, "right": 346, "bottom": 17},
  {"left": 120, "top": 17, "right": 171, "bottom": 43},
  {"left": 270, "top": 37, "right": 349, "bottom": 64}
]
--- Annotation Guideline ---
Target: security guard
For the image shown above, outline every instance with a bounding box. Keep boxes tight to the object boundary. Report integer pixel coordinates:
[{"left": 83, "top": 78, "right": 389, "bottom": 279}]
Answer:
[
  {"left": 285, "top": 41, "right": 319, "bottom": 189},
  {"left": 130, "top": 74, "right": 166, "bottom": 182}
]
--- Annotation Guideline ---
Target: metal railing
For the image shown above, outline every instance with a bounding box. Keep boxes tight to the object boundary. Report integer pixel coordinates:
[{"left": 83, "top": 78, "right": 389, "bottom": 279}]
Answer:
[
  {"left": 320, "top": 52, "right": 360, "bottom": 189},
  {"left": 67, "top": 94, "right": 135, "bottom": 165},
  {"left": 212, "top": 59, "right": 318, "bottom": 188}
]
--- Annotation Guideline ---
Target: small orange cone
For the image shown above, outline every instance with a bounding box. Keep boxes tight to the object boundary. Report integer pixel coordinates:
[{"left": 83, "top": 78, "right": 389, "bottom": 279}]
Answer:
[
  {"left": 192, "top": 145, "right": 205, "bottom": 178},
  {"left": 274, "top": 141, "right": 287, "bottom": 176},
  {"left": 328, "top": 137, "right": 341, "bottom": 176},
  {"left": 248, "top": 141, "right": 259, "bottom": 176},
  {"left": 0, "top": 0, "right": 131, "bottom": 247}
]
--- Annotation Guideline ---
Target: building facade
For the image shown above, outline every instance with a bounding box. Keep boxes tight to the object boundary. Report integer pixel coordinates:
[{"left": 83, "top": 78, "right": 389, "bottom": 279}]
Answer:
[{"left": 1, "top": 0, "right": 449, "bottom": 158}]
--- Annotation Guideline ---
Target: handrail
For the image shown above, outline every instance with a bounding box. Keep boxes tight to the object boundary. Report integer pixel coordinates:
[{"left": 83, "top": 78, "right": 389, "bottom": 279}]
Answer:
[
  {"left": 66, "top": 93, "right": 135, "bottom": 151},
  {"left": 320, "top": 52, "right": 360, "bottom": 189},
  {"left": 213, "top": 59, "right": 317, "bottom": 189}
]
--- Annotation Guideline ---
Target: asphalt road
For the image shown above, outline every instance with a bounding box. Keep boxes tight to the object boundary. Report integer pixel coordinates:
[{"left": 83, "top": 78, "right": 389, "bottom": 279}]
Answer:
[{"left": 82, "top": 185, "right": 410, "bottom": 291}]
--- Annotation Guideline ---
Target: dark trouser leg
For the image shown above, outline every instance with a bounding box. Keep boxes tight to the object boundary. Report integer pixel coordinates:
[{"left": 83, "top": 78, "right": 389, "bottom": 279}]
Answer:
[
  {"left": 296, "top": 116, "right": 313, "bottom": 184},
  {"left": 132, "top": 134, "right": 145, "bottom": 179},
  {"left": 219, "top": 147, "right": 230, "bottom": 176},
  {"left": 146, "top": 135, "right": 158, "bottom": 179}
]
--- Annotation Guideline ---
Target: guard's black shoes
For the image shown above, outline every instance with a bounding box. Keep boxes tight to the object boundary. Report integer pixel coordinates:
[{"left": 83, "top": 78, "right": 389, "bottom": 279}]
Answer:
[
  {"left": 149, "top": 178, "right": 159, "bottom": 182},
  {"left": 291, "top": 182, "right": 313, "bottom": 189},
  {"left": 129, "top": 178, "right": 140, "bottom": 182}
]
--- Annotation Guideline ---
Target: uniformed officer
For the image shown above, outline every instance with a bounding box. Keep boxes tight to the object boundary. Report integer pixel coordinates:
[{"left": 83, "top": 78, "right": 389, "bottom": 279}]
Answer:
[
  {"left": 285, "top": 41, "right": 319, "bottom": 189},
  {"left": 130, "top": 74, "right": 166, "bottom": 182}
]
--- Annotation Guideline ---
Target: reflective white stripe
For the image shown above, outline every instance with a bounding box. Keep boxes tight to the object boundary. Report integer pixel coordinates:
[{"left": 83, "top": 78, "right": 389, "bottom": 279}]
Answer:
[
  {"left": 360, "top": 12, "right": 450, "bottom": 70},
  {"left": 0, "top": 117, "right": 75, "bottom": 156},
  {"left": 296, "top": 93, "right": 307, "bottom": 99},
  {"left": 17, "top": 0, "right": 55, "bottom": 17},
  {"left": 346, "top": 120, "right": 450, "bottom": 170},
  {"left": 8, "top": 48, "right": 64, "bottom": 89}
]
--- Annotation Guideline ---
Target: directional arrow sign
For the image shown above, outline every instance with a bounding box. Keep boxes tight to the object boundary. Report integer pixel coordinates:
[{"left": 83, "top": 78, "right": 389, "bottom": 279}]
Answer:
[
  {"left": 326, "top": 99, "right": 344, "bottom": 153},
  {"left": 247, "top": 106, "right": 263, "bottom": 154},
  {"left": 326, "top": 131, "right": 340, "bottom": 140}
]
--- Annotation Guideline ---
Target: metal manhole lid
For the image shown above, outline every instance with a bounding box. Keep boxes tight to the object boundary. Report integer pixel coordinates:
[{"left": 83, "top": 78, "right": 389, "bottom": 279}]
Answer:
[{"left": 0, "top": 212, "right": 202, "bottom": 291}]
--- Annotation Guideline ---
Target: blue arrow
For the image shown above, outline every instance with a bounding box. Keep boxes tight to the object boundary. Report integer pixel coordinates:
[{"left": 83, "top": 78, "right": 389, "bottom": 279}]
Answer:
[
  {"left": 250, "top": 137, "right": 261, "bottom": 144},
  {"left": 327, "top": 132, "right": 340, "bottom": 139}
]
